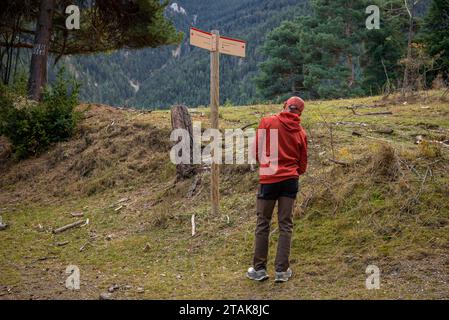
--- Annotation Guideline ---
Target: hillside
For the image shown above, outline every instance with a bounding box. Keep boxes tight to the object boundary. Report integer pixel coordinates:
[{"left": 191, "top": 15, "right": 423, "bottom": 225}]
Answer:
[
  {"left": 1, "top": 92, "right": 449, "bottom": 299},
  {"left": 63, "top": 0, "right": 309, "bottom": 108}
]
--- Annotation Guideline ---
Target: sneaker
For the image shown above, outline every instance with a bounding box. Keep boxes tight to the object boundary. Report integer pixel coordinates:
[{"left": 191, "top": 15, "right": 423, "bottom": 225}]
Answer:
[
  {"left": 275, "top": 268, "right": 293, "bottom": 283},
  {"left": 246, "top": 267, "right": 269, "bottom": 281}
]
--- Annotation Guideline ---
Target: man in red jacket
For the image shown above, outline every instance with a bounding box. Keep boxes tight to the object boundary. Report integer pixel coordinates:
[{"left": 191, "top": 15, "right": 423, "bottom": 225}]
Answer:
[{"left": 247, "top": 96, "right": 308, "bottom": 283}]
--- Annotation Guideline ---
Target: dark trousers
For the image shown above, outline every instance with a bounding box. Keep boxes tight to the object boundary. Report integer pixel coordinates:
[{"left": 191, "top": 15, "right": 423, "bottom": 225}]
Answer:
[{"left": 253, "top": 179, "right": 298, "bottom": 272}]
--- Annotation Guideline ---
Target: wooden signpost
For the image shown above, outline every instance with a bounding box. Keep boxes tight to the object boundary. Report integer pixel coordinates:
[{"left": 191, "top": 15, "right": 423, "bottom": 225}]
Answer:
[{"left": 190, "top": 27, "right": 246, "bottom": 215}]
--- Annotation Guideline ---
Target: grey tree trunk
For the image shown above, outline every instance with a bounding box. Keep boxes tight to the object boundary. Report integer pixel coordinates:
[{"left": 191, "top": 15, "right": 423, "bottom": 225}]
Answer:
[
  {"left": 27, "top": 0, "right": 55, "bottom": 101},
  {"left": 170, "top": 105, "right": 197, "bottom": 180}
]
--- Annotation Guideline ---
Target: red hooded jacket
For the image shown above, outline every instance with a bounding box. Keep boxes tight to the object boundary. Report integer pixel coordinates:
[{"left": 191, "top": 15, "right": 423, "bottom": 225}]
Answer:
[{"left": 255, "top": 112, "right": 307, "bottom": 184}]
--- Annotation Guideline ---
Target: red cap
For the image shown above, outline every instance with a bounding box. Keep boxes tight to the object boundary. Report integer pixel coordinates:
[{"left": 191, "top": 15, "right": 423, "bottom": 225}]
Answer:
[{"left": 284, "top": 96, "right": 305, "bottom": 113}]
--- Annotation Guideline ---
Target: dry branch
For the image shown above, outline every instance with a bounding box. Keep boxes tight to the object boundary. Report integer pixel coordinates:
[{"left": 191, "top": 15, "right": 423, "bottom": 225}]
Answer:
[
  {"left": 241, "top": 122, "right": 258, "bottom": 130},
  {"left": 344, "top": 104, "right": 386, "bottom": 110},
  {"left": 350, "top": 108, "right": 393, "bottom": 116},
  {"left": 374, "top": 128, "right": 394, "bottom": 134},
  {"left": 55, "top": 241, "right": 69, "bottom": 247},
  {"left": 53, "top": 220, "right": 85, "bottom": 234},
  {"left": 328, "top": 158, "right": 351, "bottom": 167}
]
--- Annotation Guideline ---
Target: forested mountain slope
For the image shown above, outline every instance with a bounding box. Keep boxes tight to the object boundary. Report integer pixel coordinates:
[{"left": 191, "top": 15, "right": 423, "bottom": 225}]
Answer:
[{"left": 64, "top": 0, "right": 309, "bottom": 108}]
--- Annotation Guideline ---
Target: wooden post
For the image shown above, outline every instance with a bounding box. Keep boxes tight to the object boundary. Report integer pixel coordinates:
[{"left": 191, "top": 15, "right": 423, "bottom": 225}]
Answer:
[{"left": 210, "top": 30, "right": 220, "bottom": 215}]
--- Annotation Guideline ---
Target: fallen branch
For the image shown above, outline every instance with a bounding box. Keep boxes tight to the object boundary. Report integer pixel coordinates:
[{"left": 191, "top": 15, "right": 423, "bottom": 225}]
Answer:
[
  {"left": 53, "top": 220, "right": 85, "bottom": 234},
  {"left": 241, "top": 122, "right": 257, "bottom": 130},
  {"left": 55, "top": 241, "right": 70, "bottom": 247},
  {"left": 364, "top": 111, "right": 393, "bottom": 116},
  {"left": 344, "top": 104, "right": 386, "bottom": 110},
  {"left": 335, "top": 121, "right": 368, "bottom": 127},
  {"left": 79, "top": 242, "right": 91, "bottom": 252},
  {"left": 328, "top": 158, "right": 351, "bottom": 167},
  {"left": 191, "top": 214, "right": 196, "bottom": 237},
  {"left": 374, "top": 128, "right": 394, "bottom": 134},
  {"left": 352, "top": 128, "right": 394, "bottom": 137},
  {"left": 351, "top": 109, "right": 393, "bottom": 116}
]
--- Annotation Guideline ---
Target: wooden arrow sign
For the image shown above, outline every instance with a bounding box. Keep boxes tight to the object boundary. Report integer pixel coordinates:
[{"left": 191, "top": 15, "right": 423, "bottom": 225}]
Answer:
[
  {"left": 219, "top": 36, "right": 246, "bottom": 58},
  {"left": 190, "top": 27, "right": 246, "bottom": 58},
  {"left": 190, "top": 27, "right": 213, "bottom": 51}
]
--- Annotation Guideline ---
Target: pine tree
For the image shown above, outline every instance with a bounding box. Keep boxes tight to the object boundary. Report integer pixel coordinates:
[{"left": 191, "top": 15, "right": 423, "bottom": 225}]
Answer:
[
  {"left": 255, "top": 21, "right": 304, "bottom": 101},
  {"left": 298, "top": 0, "right": 368, "bottom": 99},
  {"left": 361, "top": 0, "right": 409, "bottom": 95},
  {"left": 0, "top": 0, "right": 183, "bottom": 100},
  {"left": 420, "top": 0, "right": 449, "bottom": 81}
]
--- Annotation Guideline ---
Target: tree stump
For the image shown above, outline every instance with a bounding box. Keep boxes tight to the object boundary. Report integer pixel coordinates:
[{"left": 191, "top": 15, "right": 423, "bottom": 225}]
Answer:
[{"left": 170, "top": 105, "right": 197, "bottom": 180}]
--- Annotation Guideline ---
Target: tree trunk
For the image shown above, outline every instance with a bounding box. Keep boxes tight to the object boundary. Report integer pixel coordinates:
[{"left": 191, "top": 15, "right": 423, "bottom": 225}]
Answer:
[
  {"left": 345, "top": 23, "right": 355, "bottom": 88},
  {"left": 171, "top": 105, "right": 197, "bottom": 180},
  {"left": 403, "top": 0, "right": 416, "bottom": 96},
  {"left": 27, "top": 0, "right": 55, "bottom": 101}
]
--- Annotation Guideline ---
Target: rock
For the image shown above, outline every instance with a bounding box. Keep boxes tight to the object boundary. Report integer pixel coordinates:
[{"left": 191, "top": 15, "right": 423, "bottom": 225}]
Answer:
[
  {"left": 99, "top": 292, "right": 113, "bottom": 300},
  {"left": 176, "top": 274, "right": 182, "bottom": 280},
  {"left": 117, "top": 197, "right": 129, "bottom": 204},
  {"left": 106, "top": 234, "right": 113, "bottom": 241},
  {"left": 108, "top": 284, "right": 119, "bottom": 293},
  {"left": 0, "top": 216, "right": 6, "bottom": 229},
  {"left": 136, "top": 287, "right": 144, "bottom": 293}
]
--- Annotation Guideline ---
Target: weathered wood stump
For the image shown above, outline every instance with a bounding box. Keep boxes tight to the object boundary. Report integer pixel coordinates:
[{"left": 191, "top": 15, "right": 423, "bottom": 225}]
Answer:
[{"left": 170, "top": 105, "right": 197, "bottom": 180}]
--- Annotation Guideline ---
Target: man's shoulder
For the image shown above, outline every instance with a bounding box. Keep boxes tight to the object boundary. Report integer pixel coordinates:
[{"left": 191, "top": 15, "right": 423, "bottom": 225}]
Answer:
[{"left": 260, "top": 114, "right": 279, "bottom": 126}]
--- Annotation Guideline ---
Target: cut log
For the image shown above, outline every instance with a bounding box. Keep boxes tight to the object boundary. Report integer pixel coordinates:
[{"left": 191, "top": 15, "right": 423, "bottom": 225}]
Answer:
[
  {"left": 53, "top": 220, "right": 85, "bottom": 234},
  {"left": 171, "top": 105, "right": 197, "bottom": 180}
]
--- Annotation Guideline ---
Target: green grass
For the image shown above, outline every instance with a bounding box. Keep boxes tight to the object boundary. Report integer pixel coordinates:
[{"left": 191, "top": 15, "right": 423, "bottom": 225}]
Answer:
[{"left": 1, "top": 91, "right": 449, "bottom": 299}]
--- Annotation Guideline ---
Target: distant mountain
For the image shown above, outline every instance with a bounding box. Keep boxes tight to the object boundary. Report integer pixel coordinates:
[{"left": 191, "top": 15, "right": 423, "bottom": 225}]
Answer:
[{"left": 63, "top": 0, "right": 310, "bottom": 108}]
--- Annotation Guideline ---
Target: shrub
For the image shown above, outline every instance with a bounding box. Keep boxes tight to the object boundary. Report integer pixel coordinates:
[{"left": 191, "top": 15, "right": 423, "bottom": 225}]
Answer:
[
  {"left": 367, "top": 143, "right": 400, "bottom": 181},
  {"left": 0, "top": 69, "right": 80, "bottom": 159},
  {"left": 418, "top": 140, "right": 442, "bottom": 159}
]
